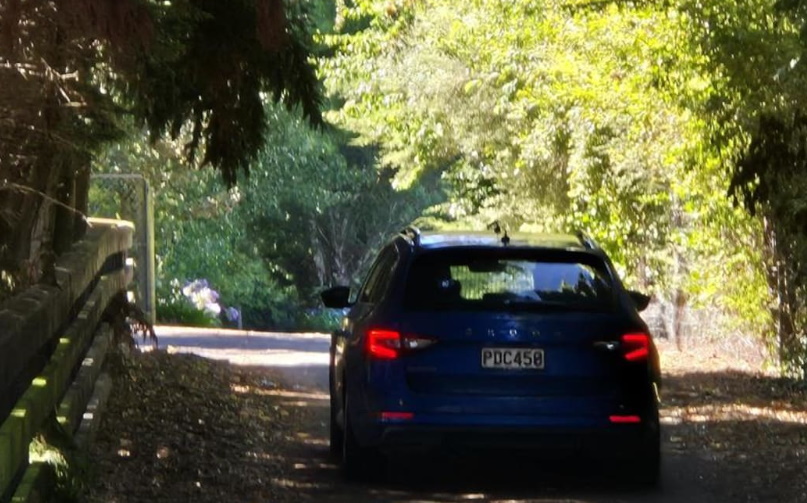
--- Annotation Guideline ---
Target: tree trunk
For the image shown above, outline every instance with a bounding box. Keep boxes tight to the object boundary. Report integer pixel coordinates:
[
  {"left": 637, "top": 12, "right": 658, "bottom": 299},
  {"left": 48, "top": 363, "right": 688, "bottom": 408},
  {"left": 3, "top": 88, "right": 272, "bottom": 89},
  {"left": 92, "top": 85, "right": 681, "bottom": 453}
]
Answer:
[
  {"left": 763, "top": 216, "right": 803, "bottom": 375},
  {"left": 72, "top": 165, "right": 90, "bottom": 241},
  {"left": 53, "top": 165, "right": 76, "bottom": 255},
  {"left": 0, "top": 15, "right": 69, "bottom": 288}
]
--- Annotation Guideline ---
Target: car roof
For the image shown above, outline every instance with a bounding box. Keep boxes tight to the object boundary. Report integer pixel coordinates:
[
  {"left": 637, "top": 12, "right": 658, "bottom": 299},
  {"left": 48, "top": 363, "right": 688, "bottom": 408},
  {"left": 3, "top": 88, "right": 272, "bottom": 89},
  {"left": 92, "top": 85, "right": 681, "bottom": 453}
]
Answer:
[{"left": 411, "top": 231, "right": 590, "bottom": 251}]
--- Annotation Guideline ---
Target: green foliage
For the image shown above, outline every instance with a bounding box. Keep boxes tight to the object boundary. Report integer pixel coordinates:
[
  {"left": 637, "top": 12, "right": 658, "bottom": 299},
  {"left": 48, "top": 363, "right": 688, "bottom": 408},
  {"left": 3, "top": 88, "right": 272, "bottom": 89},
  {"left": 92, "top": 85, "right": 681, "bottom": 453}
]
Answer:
[
  {"left": 119, "top": 0, "right": 324, "bottom": 187},
  {"left": 155, "top": 280, "right": 221, "bottom": 327},
  {"left": 673, "top": 0, "right": 807, "bottom": 373},
  {"left": 90, "top": 0, "right": 807, "bottom": 375},
  {"left": 729, "top": 113, "right": 807, "bottom": 373},
  {"left": 322, "top": 0, "right": 772, "bottom": 346},
  {"left": 0, "top": 0, "right": 324, "bottom": 306},
  {"left": 294, "top": 308, "right": 345, "bottom": 332},
  {"left": 226, "top": 102, "right": 442, "bottom": 302},
  {"left": 94, "top": 98, "right": 441, "bottom": 329},
  {"left": 30, "top": 416, "right": 91, "bottom": 503}
]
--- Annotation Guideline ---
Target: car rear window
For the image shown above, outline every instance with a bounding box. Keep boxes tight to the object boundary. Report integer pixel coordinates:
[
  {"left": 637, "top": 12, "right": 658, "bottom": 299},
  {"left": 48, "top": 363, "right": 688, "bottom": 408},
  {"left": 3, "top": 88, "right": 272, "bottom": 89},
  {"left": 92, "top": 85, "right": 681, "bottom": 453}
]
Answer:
[{"left": 404, "top": 249, "right": 616, "bottom": 312}]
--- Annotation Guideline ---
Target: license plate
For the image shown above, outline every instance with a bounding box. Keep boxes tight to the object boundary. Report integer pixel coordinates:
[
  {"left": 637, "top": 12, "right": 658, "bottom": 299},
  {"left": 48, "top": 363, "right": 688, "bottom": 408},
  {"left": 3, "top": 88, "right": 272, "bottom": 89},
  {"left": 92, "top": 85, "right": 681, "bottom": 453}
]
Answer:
[{"left": 481, "top": 348, "right": 544, "bottom": 370}]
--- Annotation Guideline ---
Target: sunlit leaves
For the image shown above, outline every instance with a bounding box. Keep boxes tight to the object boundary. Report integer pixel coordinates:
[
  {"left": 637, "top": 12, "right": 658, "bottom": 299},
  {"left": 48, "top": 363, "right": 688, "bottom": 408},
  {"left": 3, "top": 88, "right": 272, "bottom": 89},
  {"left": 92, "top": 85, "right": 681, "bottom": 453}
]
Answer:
[{"left": 322, "top": 0, "right": 772, "bottom": 342}]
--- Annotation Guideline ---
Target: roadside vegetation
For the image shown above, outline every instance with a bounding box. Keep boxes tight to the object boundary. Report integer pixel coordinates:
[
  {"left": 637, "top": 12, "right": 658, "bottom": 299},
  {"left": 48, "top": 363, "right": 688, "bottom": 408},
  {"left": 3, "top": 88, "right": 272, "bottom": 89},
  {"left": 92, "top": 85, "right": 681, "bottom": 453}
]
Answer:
[
  {"left": 316, "top": 0, "right": 807, "bottom": 373},
  {"left": 86, "top": 0, "right": 807, "bottom": 377},
  {"left": 4, "top": 0, "right": 807, "bottom": 374}
]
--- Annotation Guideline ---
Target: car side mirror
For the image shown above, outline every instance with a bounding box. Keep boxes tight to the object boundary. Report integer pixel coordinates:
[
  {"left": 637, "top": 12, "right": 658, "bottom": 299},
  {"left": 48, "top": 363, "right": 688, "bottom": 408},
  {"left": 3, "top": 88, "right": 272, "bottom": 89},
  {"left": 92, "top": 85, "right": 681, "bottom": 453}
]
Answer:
[
  {"left": 627, "top": 290, "right": 651, "bottom": 312},
  {"left": 321, "top": 286, "right": 352, "bottom": 309}
]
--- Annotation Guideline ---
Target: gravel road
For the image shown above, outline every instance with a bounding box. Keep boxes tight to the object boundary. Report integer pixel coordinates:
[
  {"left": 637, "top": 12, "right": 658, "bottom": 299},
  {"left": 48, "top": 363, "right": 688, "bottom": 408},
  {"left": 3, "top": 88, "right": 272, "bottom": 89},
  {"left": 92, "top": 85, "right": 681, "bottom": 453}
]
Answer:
[{"left": 150, "top": 325, "right": 739, "bottom": 503}]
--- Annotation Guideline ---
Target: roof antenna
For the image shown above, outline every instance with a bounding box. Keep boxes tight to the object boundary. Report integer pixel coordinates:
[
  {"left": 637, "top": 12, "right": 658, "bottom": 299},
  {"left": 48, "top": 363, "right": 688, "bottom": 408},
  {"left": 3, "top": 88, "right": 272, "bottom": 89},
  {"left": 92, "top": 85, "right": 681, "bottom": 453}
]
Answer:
[{"left": 487, "top": 220, "right": 510, "bottom": 246}]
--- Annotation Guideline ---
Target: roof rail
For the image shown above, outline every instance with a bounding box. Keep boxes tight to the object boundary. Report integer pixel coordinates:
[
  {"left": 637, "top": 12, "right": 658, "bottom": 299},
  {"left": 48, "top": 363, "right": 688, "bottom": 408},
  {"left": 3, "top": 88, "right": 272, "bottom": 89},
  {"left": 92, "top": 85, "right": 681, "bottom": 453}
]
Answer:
[
  {"left": 574, "top": 230, "right": 599, "bottom": 250},
  {"left": 400, "top": 225, "right": 422, "bottom": 246}
]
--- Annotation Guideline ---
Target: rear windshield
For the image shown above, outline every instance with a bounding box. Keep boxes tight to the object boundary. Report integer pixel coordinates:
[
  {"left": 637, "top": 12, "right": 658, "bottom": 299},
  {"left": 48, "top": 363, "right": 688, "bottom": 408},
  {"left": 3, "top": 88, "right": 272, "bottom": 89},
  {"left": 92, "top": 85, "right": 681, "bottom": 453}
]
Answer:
[{"left": 404, "top": 249, "right": 616, "bottom": 312}]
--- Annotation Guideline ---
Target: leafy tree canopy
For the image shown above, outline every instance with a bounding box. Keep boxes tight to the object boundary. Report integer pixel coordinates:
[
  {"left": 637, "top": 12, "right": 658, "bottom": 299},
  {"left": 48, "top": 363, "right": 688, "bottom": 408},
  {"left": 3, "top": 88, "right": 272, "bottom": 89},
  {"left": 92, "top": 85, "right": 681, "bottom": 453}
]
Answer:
[
  {"left": 321, "top": 0, "right": 776, "bottom": 351},
  {"left": 0, "top": 0, "right": 322, "bottom": 300},
  {"left": 94, "top": 101, "right": 441, "bottom": 329}
]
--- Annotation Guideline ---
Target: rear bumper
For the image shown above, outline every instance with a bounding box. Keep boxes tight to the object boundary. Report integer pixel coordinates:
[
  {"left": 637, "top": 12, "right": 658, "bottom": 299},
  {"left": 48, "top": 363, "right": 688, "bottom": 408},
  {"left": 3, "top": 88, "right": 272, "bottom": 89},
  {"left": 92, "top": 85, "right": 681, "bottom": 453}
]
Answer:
[{"left": 375, "top": 423, "right": 656, "bottom": 458}]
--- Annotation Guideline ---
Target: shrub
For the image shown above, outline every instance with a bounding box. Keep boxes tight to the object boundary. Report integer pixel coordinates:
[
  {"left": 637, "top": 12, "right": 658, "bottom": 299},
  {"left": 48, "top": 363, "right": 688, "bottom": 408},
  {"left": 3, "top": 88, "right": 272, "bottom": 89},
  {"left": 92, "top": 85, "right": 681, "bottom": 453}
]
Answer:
[
  {"left": 294, "top": 308, "right": 346, "bottom": 332},
  {"left": 156, "top": 279, "right": 221, "bottom": 327}
]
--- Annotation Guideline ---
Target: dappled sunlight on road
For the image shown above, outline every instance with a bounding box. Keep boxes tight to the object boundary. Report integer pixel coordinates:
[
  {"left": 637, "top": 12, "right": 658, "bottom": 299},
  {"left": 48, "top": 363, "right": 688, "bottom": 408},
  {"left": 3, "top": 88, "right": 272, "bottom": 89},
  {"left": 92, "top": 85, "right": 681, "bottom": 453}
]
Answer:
[
  {"left": 146, "top": 325, "right": 716, "bottom": 502},
  {"left": 133, "top": 325, "right": 758, "bottom": 502},
  {"left": 230, "top": 384, "right": 329, "bottom": 401},
  {"left": 84, "top": 325, "right": 807, "bottom": 501},
  {"left": 662, "top": 403, "right": 807, "bottom": 425},
  {"left": 88, "top": 327, "right": 777, "bottom": 502}
]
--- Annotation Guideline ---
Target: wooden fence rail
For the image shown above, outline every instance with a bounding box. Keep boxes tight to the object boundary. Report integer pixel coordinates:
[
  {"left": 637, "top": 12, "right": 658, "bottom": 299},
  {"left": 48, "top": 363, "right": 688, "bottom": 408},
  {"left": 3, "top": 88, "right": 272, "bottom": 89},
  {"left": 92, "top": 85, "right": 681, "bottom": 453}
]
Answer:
[{"left": 0, "top": 218, "right": 134, "bottom": 503}]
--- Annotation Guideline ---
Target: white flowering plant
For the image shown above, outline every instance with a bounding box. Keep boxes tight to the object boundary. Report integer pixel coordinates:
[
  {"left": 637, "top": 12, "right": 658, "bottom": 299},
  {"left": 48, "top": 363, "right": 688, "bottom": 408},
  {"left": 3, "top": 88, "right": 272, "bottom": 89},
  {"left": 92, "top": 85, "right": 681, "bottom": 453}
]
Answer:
[{"left": 157, "top": 278, "right": 240, "bottom": 327}]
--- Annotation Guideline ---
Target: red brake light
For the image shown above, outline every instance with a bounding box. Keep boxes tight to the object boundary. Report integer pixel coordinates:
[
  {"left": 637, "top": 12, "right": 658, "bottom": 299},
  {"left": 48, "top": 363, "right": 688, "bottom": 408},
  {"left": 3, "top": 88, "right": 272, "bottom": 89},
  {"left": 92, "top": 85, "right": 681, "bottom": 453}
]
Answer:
[
  {"left": 367, "top": 329, "right": 401, "bottom": 359},
  {"left": 610, "top": 414, "right": 642, "bottom": 423},
  {"left": 380, "top": 411, "right": 414, "bottom": 421},
  {"left": 366, "top": 329, "right": 437, "bottom": 359},
  {"left": 621, "top": 333, "right": 650, "bottom": 362}
]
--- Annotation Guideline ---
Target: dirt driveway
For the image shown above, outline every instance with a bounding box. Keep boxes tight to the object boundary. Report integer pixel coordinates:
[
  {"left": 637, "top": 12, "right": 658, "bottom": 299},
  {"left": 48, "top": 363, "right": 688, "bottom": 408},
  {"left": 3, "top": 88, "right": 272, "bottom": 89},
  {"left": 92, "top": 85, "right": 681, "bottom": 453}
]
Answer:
[{"left": 84, "top": 326, "right": 807, "bottom": 503}]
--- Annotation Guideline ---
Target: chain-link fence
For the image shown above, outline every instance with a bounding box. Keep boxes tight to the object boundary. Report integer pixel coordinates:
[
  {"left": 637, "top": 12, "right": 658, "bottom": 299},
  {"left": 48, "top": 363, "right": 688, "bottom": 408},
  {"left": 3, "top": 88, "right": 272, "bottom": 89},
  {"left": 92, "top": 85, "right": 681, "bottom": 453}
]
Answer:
[{"left": 89, "top": 174, "right": 155, "bottom": 324}]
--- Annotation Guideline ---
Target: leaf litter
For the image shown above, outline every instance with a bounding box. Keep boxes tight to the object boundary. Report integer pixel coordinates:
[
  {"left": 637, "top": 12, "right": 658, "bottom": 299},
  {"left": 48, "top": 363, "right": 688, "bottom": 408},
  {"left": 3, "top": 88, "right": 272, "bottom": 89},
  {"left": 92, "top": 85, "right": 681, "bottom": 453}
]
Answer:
[
  {"left": 85, "top": 350, "right": 310, "bottom": 502},
  {"left": 84, "top": 339, "right": 807, "bottom": 502}
]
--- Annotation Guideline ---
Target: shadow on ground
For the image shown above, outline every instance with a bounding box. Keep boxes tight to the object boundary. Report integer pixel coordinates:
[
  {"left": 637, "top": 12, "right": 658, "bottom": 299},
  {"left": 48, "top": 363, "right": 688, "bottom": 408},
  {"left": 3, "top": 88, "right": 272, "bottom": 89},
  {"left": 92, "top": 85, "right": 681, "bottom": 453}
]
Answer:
[
  {"left": 119, "top": 328, "right": 807, "bottom": 502},
  {"left": 236, "top": 366, "right": 729, "bottom": 503}
]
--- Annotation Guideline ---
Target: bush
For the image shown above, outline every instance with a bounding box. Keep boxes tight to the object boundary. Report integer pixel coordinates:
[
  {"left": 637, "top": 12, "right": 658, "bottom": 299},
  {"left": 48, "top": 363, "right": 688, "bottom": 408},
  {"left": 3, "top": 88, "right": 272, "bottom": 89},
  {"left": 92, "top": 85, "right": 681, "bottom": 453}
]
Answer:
[
  {"left": 156, "top": 279, "right": 221, "bottom": 327},
  {"left": 157, "top": 297, "right": 221, "bottom": 327},
  {"left": 294, "top": 308, "right": 346, "bottom": 332}
]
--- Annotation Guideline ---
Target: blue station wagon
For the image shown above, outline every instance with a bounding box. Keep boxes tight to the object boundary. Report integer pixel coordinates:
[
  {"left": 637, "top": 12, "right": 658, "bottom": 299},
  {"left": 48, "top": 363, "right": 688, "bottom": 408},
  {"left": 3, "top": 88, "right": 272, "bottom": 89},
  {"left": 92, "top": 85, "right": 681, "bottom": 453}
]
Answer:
[{"left": 321, "top": 227, "right": 661, "bottom": 485}]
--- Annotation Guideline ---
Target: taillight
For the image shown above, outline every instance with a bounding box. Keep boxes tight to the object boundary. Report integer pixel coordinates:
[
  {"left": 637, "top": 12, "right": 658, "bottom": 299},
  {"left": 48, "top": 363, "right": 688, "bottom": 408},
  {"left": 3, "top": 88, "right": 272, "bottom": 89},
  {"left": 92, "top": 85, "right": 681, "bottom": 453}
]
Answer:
[
  {"left": 380, "top": 411, "right": 414, "bottom": 421},
  {"left": 621, "top": 332, "right": 650, "bottom": 362},
  {"left": 609, "top": 414, "right": 641, "bottom": 424},
  {"left": 367, "top": 329, "right": 400, "bottom": 359},
  {"left": 366, "top": 328, "right": 436, "bottom": 360}
]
